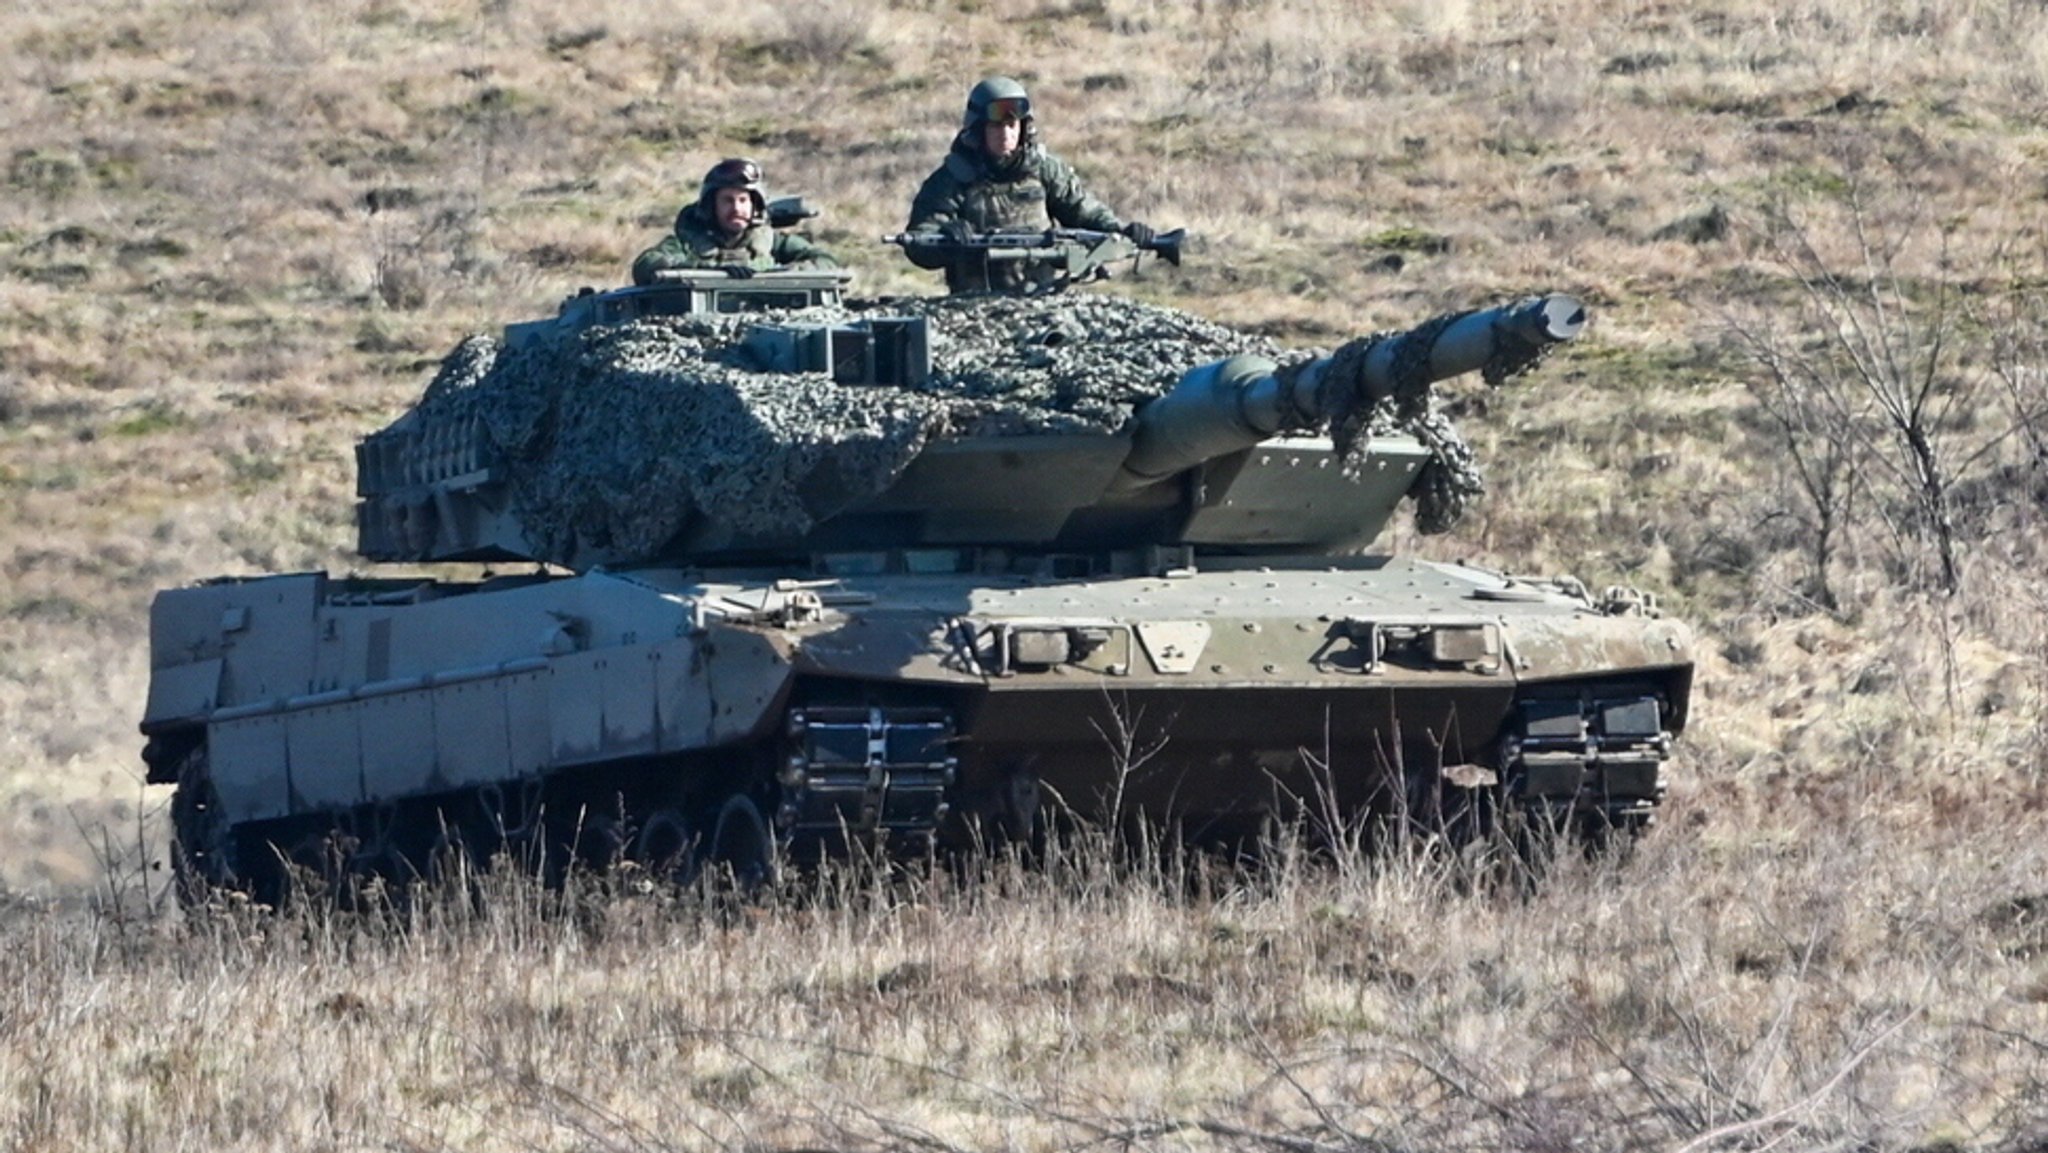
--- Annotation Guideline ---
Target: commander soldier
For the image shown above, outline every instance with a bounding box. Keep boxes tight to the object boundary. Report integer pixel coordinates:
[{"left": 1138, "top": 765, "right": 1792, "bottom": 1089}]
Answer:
[
  {"left": 904, "top": 77, "right": 1156, "bottom": 294},
  {"left": 632, "top": 157, "right": 838, "bottom": 286}
]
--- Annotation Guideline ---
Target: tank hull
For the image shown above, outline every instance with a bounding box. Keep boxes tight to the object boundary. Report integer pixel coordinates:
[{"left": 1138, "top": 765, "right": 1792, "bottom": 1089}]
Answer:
[{"left": 142, "top": 556, "right": 1691, "bottom": 898}]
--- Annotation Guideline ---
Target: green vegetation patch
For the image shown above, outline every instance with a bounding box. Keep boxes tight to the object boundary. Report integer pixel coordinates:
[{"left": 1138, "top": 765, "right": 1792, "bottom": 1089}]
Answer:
[
  {"left": 619, "top": 113, "right": 708, "bottom": 150},
  {"left": 1667, "top": 89, "right": 1784, "bottom": 118},
  {"left": 429, "top": 85, "right": 552, "bottom": 133},
  {"left": 353, "top": 319, "right": 425, "bottom": 356},
  {"left": 1761, "top": 165, "right": 1855, "bottom": 199},
  {"left": 86, "top": 151, "right": 143, "bottom": 191},
  {"left": 354, "top": 0, "right": 410, "bottom": 28},
  {"left": 725, "top": 119, "right": 825, "bottom": 152},
  {"left": 118, "top": 236, "right": 189, "bottom": 266},
  {"left": 1565, "top": 339, "right": 1711, "bottom": 381},
  {"left": 6, "top": 594, "right": 95, "bottom": 623},
  {"left": 1480, "top": 131, "right": 1546, "bottom": 159},
  {"left": 30, "top": 224, "right": 101, "bottom": 251},
  {"left": 13, "top": 263, "right": 91, "bottom": 287},
  {"left": 143, "top": 272, "right": 254, "bottom": 306},
  {"left": 227, "top": 453, "right": 287, "bottom": 492},
  {"left": 1134, "top": 120, "right": 1268, "bottom": 162},
  {"left": 519, "top": 242, "right": 608, "bottom": 270},
  {"left": 16, "top": 18, "right": 165, "bottom": 64},
  {"left": 7, "top": 149, "right": 83, "bottom": 197},
  {"left": 108, "top": 401, "right": 192, "bottom": 439},
  {"left": 1652, "top": 203, "right": 1730, "bottom": 244},
  {"left": 727, "top": 36, "right": 885, "bottom": 76},
  {"left": 1143, "top": 112, "right": 1200, "bottom": 133},
  {"left": 857, "top": 75, "right": 934, "bottom": 101},
  {"left": 137, "top": 82, "right": 246, "bottom": 120},
  {"left": 545, "top": 26, "right": 608, "bottom": 56},
  {"left": 5, "top": 465, "right": 83, "bottom": 492},
  {"left": 1360, "top": 226, "right": 1450, "bottom": 254},
  {"left": 1603, "top": 51, "right": 1675, "bottom": 76}
]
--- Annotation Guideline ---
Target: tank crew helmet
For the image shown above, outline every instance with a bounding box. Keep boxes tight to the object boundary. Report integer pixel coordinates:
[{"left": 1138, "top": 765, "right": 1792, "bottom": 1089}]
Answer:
[
  {"left": 698, "top": 156, "right": 767, "bottom": 216},
  {"left": 962, "top": 76, "right": 1033, "bottom": 131}
]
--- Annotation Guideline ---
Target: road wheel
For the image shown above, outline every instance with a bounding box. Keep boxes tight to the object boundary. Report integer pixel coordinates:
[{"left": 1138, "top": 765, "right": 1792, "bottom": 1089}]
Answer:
[
  {"left": 705, "top": 795, "right": 777, "bottom": 895},
  {"left": 633, "top": 807, "right": 698, "bottom": 886}
]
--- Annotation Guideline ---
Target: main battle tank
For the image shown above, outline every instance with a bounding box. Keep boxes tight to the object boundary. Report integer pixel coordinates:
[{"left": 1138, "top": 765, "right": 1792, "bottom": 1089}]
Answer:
[{"left": 141, "top": 267, "right": 1694, "bottom": 899}]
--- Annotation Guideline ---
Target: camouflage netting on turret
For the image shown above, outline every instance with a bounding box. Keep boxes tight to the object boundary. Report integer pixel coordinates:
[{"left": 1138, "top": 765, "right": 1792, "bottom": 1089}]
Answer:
[
  {"left": 407, "top": 294, "right": 1490, "bottom": 565},
  {"left": 411, "top": 295, "right": 1284, "bottom": 563}
]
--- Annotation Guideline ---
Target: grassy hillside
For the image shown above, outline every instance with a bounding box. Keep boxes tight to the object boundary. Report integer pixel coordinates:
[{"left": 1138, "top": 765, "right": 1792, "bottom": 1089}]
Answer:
[{"left": 2, "top": 0, "right": 2047, "bottom": 1147}]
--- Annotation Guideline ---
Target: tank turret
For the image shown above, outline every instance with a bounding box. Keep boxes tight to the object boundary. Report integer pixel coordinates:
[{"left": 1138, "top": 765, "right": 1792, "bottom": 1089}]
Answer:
[{"left": 355, "top": 288, "right": 1583, "bottom": 573}]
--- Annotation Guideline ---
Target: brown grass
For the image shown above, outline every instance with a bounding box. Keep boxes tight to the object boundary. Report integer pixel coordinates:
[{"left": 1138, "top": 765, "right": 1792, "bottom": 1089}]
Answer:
[
  {"left": 23, "top": 814, "right": 2048, "bottom": 1151},
  {"left": 3, "top": 0, "right": 2048, "bottom": 1146}
]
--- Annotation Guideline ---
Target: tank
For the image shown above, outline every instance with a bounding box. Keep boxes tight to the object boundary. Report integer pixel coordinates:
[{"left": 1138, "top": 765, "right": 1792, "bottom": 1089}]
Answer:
[{"left": 140, "top": 271, "right": 1695, "bottom": 899}]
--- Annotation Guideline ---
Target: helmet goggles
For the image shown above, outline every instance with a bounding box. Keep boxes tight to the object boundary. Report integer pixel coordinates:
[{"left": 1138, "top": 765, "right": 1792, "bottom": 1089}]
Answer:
[{"left": 983, "top": 95, "right": 1031, "bottom": 124}]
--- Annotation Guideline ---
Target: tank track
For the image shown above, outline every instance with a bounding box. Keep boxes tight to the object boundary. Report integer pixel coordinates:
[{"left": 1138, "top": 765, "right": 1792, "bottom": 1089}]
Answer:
[
  {"left": 777, "top": 706, "right": 956, "bottom": 846},
  {"left": 156, "top": 704, "right": 962, "bottom": 908},
  {"left": 162, "top": 738, "right": 763, "bottom": 907},
  {"left": 1501, "top": 688, "right": 1672, "bottom": 835},
  {"left": 169, "top": 746, "right": 237, "bottom": 900}
]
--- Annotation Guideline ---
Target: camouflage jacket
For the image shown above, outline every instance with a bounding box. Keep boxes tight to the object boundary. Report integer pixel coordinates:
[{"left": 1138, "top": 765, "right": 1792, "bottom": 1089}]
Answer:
[
  {"left": 905, "top": 135, "right": 1123, "bottom": 293},
  {"left": 631, "top": 202, "right": 837, "bottom": 286}
]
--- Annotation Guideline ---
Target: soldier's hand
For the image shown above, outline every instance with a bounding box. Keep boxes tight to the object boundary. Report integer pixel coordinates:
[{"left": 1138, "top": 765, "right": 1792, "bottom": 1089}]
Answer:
[
  {"left": 1122, "top": 220, "right": 1157, "bottom": 247},
  {"left": 718, "top": 264, "right": 757, "bottom": 279},
  {"left": 940, "top": 219, "right": 976, "bottom": 245}
]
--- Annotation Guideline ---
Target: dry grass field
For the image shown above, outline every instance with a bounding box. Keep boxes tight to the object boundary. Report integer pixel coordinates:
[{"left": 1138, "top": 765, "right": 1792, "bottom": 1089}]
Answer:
[{"left": 3, "top": 0, "right": 2048, "bottom": 1148}]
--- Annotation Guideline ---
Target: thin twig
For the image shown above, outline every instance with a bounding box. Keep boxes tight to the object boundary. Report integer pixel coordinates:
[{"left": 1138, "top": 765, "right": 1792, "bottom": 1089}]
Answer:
[{"left": 1670, "top": 1007, "right": 1924, "bottom": 1153}]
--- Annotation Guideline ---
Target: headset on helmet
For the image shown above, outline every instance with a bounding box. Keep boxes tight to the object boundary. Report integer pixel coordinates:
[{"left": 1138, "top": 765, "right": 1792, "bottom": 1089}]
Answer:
[{"left": 699, "top": 157, "right": 767, "bottom": 216}]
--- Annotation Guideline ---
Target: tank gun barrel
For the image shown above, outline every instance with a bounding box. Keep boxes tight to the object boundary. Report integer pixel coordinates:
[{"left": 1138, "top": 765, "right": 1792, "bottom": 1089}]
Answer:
[{"left": 1116, "top": 293, "right": 1586, "bottom": 489}]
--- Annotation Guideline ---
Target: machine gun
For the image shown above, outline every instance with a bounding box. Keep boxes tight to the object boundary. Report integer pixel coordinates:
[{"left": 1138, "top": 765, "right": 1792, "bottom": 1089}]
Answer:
[
  {"left": 882, "top": 227, "right": 1185, "bottom": 293},
  {"left": 765, "top": 195, "right": 819, "bottom": 230}
]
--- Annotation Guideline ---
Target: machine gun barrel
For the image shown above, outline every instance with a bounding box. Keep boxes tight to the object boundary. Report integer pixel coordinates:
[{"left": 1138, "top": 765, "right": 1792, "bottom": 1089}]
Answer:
[
  {"left": 884, "top": 227, "right": 1185, "bottom": 267},
  {"left": 1116, "top": 293, "right": 1586, "bottom": 489}
]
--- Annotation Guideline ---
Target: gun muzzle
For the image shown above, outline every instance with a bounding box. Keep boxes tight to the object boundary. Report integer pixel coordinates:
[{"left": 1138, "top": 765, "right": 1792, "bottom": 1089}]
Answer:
[{"left": 1144, "top": 228, "right": 1186, "bottom": 267}]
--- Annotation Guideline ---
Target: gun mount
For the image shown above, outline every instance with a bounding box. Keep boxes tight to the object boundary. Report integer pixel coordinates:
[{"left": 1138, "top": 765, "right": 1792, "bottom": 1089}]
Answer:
[
  {"left": 504, "top": 269, "right": 856, "bottom": 349},
  {"left": 884, "top": 227, "right": 1184, "bottom": 294},
  {"left": 145, "top": 280, "right": 1694, "bottom": 907}
]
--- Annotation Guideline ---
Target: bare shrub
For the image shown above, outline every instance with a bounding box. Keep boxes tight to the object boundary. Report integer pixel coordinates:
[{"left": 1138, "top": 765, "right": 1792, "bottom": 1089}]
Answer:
[
  {"left": 372, "top": 249, "right": 431, "bottom": 310},
  {"left": 365, "top": 203, "right": 492, "bottom": 311},
  {"left": 773, "top": 0, "right": 875, "bottom": 68},
  {"left": 1984, "top": 247, "right": 2048, "bottom": 477},
  {"left": 1199, "top": 5, "right": 1403, "bottom": 101},
  {"left": 1726, "top": 130, "right": 2034, "bottom": 607}
]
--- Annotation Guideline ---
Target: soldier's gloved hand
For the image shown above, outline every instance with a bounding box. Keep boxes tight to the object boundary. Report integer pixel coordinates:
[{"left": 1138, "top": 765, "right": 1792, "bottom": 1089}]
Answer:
[
  {"left": 940, "top": 219, "right": 976, "bottom": 245},
  {"left": 1122, "top": 220, "right": 1157, "bottom": 247},
  {"left": 718, "top": 264, "right": 757, "bottom": 279}
]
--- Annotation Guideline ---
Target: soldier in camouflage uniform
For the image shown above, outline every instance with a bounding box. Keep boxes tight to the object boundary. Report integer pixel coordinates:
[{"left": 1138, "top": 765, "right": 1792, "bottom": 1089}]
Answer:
[
  {"left": 905, "top": 77, "right": 1157, "bottom": 294},
  {"left": 632, "top": 158, "right": 838, "bottom": 286}
]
